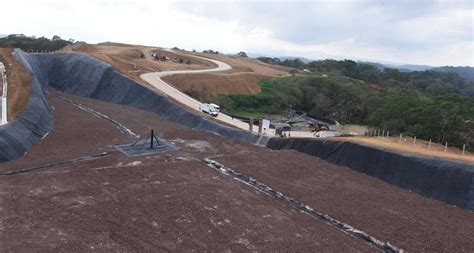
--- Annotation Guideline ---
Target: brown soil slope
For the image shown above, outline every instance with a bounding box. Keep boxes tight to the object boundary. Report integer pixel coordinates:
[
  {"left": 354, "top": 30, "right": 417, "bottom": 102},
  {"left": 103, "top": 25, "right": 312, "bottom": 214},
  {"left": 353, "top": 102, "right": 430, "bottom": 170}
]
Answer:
[
  {"left": 62, "top": 43, "right": 288, "bottom": 96},
  {"left": 0, "top": 48, "right": 30, "bottom": 121},
  {"left": 331, "top": 136, "right": 474, "bottom": 164},
  {"left": 1, "top": 91, "right": 473, "bottom": 251},
  {"left": 163, "top": 72, "right": 267, "bottom": 95},
  {"left": 61, "top": 43, "right": 215, "bottom": 87},
  {"left": 163, "top": 52, "right": 289, "bottom": 95}
]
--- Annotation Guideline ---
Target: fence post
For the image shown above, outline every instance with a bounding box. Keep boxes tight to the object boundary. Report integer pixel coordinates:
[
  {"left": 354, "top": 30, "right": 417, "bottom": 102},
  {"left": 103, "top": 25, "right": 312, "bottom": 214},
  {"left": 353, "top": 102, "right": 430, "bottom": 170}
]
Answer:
[
  {"left": 444, "top": 142, "right": 448, "bottom": 152},
  {"left": 462, "top": 144, "right": 465, "bottom": 155},
  {"left": 399, "top": 133, "right": 402, "bottom": 143},
  {"left": 387, "top": 131, "right": 389, "bottom": 138},
  {"left": 382, "top": 130, "right": 385, "bottom": 137},
  {"left": 413, "top": 136, "right": 416, "bottom": 146},
  {"left": 428, "top": 139, "right": 431, "bottom": 150}
]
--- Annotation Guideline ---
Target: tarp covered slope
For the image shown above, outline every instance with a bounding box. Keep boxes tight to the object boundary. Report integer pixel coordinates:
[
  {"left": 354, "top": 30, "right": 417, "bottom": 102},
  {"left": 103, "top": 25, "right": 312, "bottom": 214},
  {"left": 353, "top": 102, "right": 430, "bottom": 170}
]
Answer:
[
  {"left": 31, "top": 52, "right": 261, "bottom": 143},
  {"left": 0, "top": 50, "right": 53, "bottom": 162},
  {"left": 267, "top": 138, "right": 474, "bottom": 211}
]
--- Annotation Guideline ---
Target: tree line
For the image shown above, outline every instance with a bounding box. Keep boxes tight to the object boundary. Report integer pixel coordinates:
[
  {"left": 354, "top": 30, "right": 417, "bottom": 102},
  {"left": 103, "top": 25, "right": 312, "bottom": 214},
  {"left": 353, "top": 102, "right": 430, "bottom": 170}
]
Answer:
[
  {"left": 0, "top": 34, "right": 74, "bottom": 52},
  {"left": 193, "top": 59, "right": 474, "bottom": 150}
]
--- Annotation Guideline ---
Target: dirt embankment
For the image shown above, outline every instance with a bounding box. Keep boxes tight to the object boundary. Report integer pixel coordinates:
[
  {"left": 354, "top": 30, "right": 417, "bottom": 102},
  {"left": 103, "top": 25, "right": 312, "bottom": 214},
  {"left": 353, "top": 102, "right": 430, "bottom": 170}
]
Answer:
[
  {"left": 331, "top": 136, "right": 474, "bottom": 164},
  {"left": 162, "top": 72, "right": 266, "bottom": 95},
  {"left": 0, "top": 48, "right": 30, "bottom": 121},
  {"left": 62, "top": 43, "right": 289, "bottom": 96},
  {"left": 2, "top": 92, "right": 472, "bottom": 252},
  {"left": 60, "top": 43, "right": 215, "bottom": 88},
  {"left": 163, "top": 52, "right": 289, "bottom": 95}
]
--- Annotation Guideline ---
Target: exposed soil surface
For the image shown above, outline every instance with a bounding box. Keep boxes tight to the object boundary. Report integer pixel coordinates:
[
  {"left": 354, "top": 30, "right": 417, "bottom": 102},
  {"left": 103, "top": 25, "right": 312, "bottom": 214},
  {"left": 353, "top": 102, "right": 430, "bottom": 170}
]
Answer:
[
  {"left": 62, "top": 42, "right": 288, "bottom": 97},
  {"left": 0, "top": 48, "right": 30, "bottom": 121},
  {"left": 60, "top": 42, "right": 215, "bottom": 89},
  {"left": 162, "top": 72, "right": 266, "bottom": 95},
  {"left": 331, "top": 136, "right": 474, "bottom": 164},
  {"left": 1, "top": 91, "right": 473, "bottom": 251},
  {"left": 188, "top": 51, "right": 290, "bottom": 76},
  {"left": 163, "top": 51, "right": 289, "bottom": 95}
]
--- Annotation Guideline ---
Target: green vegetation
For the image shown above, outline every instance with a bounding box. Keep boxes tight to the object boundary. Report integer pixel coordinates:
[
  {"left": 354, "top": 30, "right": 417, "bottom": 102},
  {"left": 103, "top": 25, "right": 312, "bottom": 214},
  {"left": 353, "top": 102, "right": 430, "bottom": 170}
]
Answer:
[
  {"left": 188, "top": 58, "right": 473, "bottom": 150},
  {"left": 0, "top": 34, "right": 74, "bottom": 52}
]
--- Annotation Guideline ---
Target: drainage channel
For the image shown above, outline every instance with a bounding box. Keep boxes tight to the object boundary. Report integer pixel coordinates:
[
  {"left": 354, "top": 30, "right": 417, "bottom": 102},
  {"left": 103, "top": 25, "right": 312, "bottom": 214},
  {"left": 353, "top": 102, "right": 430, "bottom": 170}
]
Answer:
[
  {"left": 0, "top": 152, "right": 109, "bottom": 176},
  {"left": 56, "top": 94, "right": 140, "bottom": 140},
  {"left": 203, "top": 158, "right": 403, "bottom": 253}
]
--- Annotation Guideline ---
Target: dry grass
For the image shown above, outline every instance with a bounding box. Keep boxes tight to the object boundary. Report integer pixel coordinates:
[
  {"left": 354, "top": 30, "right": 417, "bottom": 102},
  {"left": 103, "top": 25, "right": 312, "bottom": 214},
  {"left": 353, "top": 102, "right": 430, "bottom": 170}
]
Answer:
[
  {"left": 162, "top": 72, "right": 267, "bottom": 95},
  {"left": 162, "top": 51, "right": 289, "bottom": 95},
  {"left": 0, "top": 48, "right": 31, "bottom": 121},
  {"left": 330, "top": 136, "right": 474, "bottom": 164},
  {"left": 63, "top": 43, "right": 290, "bottom": 96},
  {"left": 60, "top": 43, "right": 215, "bottom": 89},
  {"left": 189, "top": 51, "right": 289, "bottom": 76}
]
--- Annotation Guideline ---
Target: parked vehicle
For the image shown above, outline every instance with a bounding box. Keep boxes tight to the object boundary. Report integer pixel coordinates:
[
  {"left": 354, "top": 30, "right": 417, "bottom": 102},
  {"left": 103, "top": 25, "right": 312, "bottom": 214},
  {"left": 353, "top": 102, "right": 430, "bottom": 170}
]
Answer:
[
  {"left": 200, "top": 103, "right": 218, "bottom": 117},
  {"left": 209, "top": 103, "right": 220, "bottom": 112}
]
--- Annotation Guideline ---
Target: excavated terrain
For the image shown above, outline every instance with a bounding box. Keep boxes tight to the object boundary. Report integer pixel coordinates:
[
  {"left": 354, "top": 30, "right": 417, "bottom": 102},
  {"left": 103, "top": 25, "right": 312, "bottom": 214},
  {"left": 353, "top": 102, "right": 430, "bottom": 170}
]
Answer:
[{"left": 1, "top": 91, "right": 473, "bottom": 252}]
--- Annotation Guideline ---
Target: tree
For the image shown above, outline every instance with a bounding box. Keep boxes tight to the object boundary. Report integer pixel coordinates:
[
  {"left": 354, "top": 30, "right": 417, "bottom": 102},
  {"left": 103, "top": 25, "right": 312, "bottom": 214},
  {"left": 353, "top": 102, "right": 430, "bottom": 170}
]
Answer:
[{"left": 237, "top": 51, "right": 247, "bottom": 57}]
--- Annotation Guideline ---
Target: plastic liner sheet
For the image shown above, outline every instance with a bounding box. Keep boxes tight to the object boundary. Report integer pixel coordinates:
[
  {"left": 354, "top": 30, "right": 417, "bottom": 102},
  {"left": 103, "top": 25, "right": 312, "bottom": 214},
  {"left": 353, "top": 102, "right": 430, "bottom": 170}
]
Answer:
[
  {"left": 267, "top": 138, "right": 474, "bottom": 211},
  {"left": 0, "top": 51, "right": 262, "bottom": 162},
  {"left": 34, "top": 53, "right": 260, "bottom": 143},
  {"left": 0, "top": 50, "right": 53, "bottom": 162}
]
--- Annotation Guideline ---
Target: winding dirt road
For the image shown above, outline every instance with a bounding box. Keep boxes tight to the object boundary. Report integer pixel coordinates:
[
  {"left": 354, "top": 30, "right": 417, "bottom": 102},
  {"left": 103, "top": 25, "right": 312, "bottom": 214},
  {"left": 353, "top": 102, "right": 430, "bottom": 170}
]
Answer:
[{"left": 140, "top": 50, "right": 265, "bottom": 134}]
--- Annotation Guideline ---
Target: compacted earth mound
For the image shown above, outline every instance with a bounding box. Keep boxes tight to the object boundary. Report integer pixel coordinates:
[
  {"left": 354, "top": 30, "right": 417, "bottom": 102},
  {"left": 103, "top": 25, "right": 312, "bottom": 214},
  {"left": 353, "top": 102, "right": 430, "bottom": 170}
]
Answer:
[{"left": 0, "top": 50, "right": 473, "bottom": 251}]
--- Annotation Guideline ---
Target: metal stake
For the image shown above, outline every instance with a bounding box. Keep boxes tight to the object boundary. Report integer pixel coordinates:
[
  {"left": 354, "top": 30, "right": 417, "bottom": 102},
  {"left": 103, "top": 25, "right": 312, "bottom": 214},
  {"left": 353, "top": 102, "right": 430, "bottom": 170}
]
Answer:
[{"left": 151, "top": 129, "right": 154, "bottom": 149}]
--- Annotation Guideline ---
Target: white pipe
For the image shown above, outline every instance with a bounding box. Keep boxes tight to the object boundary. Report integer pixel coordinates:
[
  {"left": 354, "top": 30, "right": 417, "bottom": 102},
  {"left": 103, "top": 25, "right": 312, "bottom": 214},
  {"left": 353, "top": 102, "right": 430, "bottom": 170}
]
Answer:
[{"left": 0, "top": 65, "right": 7, "bottom": 125}]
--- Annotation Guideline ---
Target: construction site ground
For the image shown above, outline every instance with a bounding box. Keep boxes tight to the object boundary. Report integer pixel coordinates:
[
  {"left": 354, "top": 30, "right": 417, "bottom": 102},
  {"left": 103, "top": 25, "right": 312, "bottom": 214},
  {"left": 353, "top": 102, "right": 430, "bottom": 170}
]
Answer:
[
  {"left": 1, "top": 91, "right": 473, "bottom": 251},
  {"left": 0, "top": 48, "right": 30, "bottom": 121},
  {"left": 63, "top": 43, "right": 288, "bottom": 96},
  {"left": 331, "top": 136, "right": 474, "bottom": 164},
  {"left": 60, "top": 43, "right": 216, "bottom": 90},
  {"left": 163, "top": 51, "right": 289, "bottom": 95}
]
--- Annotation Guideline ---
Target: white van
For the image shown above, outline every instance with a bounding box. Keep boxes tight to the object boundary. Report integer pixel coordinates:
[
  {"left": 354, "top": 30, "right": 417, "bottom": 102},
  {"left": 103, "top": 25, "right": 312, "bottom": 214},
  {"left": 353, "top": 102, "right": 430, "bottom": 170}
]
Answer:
[
  {"left": 200, "top": 103, "right": 218, "bottom": 117},
  {"left": 209, "top": 103, "right": 220, "bottom": 112}
]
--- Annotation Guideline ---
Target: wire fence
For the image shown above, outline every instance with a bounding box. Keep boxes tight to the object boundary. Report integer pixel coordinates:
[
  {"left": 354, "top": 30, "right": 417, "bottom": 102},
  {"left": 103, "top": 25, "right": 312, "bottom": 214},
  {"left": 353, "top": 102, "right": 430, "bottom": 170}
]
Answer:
[{"left": 365, "top": 129, "right": 469, "bottom": 155}]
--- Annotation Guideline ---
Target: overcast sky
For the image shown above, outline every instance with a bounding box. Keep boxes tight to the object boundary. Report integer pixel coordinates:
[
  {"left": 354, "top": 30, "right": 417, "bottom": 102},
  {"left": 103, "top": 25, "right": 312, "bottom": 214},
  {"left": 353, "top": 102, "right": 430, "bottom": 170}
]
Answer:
[{"left": 1, "top": 0, "right": 473, "bottom": 66}]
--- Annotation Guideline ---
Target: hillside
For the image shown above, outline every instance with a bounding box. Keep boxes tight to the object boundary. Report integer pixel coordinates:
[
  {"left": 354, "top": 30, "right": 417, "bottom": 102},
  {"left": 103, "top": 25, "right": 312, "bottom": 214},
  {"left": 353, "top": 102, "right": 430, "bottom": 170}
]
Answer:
[
  {"left": 432, "top": 66, "right": 474, "bottom": 82},
  {"left": 197, "top": 59, "right": 474, "bottom": 151}
]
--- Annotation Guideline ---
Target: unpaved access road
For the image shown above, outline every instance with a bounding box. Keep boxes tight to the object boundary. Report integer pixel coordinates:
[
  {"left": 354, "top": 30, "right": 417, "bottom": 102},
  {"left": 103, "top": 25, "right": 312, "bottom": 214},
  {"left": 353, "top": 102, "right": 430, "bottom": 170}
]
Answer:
[
  {"left": 140, "top": 51, "right": 257, "bottom": 133},
  {"left": 141, "top": 51, "right": 316, "bottom": 138}
]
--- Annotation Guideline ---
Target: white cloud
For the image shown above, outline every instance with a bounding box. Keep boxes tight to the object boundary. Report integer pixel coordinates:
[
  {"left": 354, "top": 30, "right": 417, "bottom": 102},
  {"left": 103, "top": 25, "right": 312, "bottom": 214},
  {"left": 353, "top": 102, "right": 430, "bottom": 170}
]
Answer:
[{"left": 0, "top": 0, "right": 472, "bottom": 66}]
